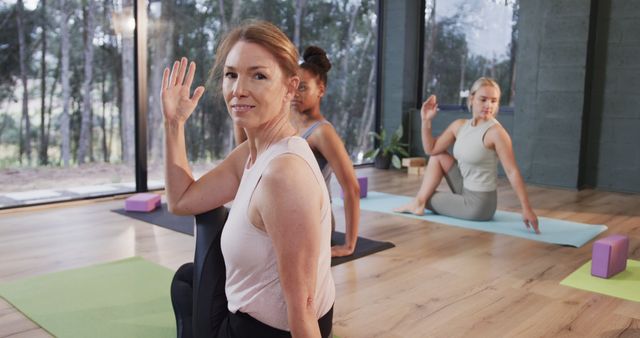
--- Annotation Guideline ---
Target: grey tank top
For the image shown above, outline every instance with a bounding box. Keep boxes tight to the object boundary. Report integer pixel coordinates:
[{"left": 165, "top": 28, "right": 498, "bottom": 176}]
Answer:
[
  {"left": 301, "top": 120, "right": 333, "bottom": 196},
  {"left": 452, "top": 118, "right": 499, "bottom": 192}
]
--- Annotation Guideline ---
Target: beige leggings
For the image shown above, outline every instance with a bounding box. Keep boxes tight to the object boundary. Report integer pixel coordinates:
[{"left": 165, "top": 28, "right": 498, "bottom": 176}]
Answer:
[{"left": 426, "top": 162, "right": 497, "bottom": 221}]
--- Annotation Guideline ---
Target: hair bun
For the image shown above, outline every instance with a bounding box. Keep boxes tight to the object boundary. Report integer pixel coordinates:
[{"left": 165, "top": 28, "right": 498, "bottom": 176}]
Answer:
[{"left": 303, "top": 46, "right": 332, "bottom": 73}]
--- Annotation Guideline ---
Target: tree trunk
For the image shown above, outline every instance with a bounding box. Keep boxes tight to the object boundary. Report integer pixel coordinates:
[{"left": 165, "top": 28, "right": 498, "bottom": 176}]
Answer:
[
  {"left": 458, "top": 52, "right": 466, "bottom": 105},
  {"left": 148, "top": 2, "right": 174, "bottom": 165},
  {"left": 218, "top": 0, "right": 228, "bottom": 31},
  {"left": 337, "top": 3, "right": 361, "bottom": 133},
  {"left": 46, "top": 52, "right": 60, "bottom": 159},
  {"left": 78, "top": 0, "right": 96, "bottom": 164},
  {"left": 59, "top": 0, "right": 71, "bottom": 166},
  {"left": 16, "top": 0, "right": 31, "bottom": 165},
  {"left": 121, "top": 35, "right": 135, "bottom": 164},
  {"left": 357, "top": 65, "right": 376, "bottom": 156},
  {"left": 230, "top": 0, "right": 241, "bottom": 25},
  {"left": 39, "top": 0, "right": 48, "bottom": 165},
  {"left": 294, "top": 0, "right": 306, "bottom": 50},
  {"left": 423, "top": 0, "right": 436, "bottom": 96},
  {"left": 101, "top": 74, "right": 108, "bottom": 162},
  {"left": 507, "top": 0, "right": 519, "bottom": 106}
]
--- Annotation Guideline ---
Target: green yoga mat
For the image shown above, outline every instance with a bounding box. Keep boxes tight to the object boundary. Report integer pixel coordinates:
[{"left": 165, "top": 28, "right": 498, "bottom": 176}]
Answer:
[
  {"left": 335, "top": 191, "right": 607, "bottom": 247},
  {"left": 560, "top": 259, "right": 640, "bottom": 302},
  {"left": 0, "top": 257, "right": 175, "bottom": 338}
]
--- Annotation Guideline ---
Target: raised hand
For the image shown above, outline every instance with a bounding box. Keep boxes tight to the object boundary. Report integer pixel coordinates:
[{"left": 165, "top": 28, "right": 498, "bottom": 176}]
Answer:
[
  {"left": 420, "top": 95, "right": 438, "bottom": 121},
  {"left": 161, "top": 57, "right": 205, "bottom": 124}
]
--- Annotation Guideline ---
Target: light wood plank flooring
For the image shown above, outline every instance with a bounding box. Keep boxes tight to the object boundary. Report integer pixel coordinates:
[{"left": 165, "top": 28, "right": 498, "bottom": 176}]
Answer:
[{"left": 1, "top": 167, "right": 639, "bottom": 337}]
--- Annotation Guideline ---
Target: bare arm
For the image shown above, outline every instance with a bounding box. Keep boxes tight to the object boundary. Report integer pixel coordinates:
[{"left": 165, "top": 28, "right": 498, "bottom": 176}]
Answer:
[
  {"left": 487, "top": 126, "right": 540, "bottom": 233},
  {"left": 253, "top": 155, "right": 325, "bottom": 338},
  {"left": 161, "top": 57, "right": 247, "bottom": 215},
  {"left": 419, "top": 95, "right": 463, "bottom": 155},
  {"left": 310, "top": 124, "right": 360, "bottom": 257}
]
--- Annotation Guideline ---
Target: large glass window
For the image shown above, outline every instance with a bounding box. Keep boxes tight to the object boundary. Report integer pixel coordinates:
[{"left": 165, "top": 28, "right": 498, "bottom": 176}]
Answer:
[
  {"left": 422, "top": 0, "right": 518, "bottom": 109},
  {"left": 0, "top": 0, "right": 378, "bottom": 209},
  {"left": 0, "top": 0, "right": 136, "bottom": 208},
  {"left": 146, "top": 0, "right": 378, "bottom": 180}
]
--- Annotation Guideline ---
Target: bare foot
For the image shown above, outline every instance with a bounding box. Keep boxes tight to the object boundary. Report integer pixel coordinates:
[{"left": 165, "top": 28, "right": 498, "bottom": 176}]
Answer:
[{"left": 393, "top": 199, "right": 426, "bottom": 216}]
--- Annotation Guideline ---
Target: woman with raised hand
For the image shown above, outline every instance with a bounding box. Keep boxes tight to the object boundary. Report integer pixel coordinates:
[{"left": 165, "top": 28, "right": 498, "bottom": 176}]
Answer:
[
  {"left": 291, "top": 46, "right": 361, "bottom": 258},
  {"left": 163, "top": 21, "right": 334, "bottom": 338},
  {"left": 394, "top": 77, "right": 539, "bottom": 234}
]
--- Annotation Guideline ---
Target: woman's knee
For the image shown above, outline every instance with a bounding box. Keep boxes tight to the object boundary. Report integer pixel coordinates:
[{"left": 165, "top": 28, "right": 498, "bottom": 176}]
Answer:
[
  {"left": 429, "top": 153, "right": 454, "bottom": 171},
  {"left": 171, "top": 263, "right": 194, "bottom": 303}
]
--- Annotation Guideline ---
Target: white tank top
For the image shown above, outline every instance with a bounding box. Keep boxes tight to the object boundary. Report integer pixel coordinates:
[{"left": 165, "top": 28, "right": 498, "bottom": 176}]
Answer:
[
  {"left": 452, "top": 118, "right": 499, "bottom": 192},
  {"left": 220, "top": 136, "right": 335, "bottom": 331}
]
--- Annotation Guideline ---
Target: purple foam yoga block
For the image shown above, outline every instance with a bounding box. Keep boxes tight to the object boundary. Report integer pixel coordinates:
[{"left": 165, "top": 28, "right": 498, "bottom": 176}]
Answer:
[
  {"left": 341, "top": 176, "right": 368, "bottom": 199},
  {"left": 358, "top": 177, "right": 368, "bottom": 198},
  {"left": 591, "top": 235, "right": 629, "bottom": 278},
  {"left": 125, "top": 193, "right": 161, "bottom": 212}
]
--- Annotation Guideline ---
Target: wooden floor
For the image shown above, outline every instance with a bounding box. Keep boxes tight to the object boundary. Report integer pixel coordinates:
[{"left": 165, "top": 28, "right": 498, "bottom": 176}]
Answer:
[{"left": 1, "top": 167, "right": 639, "bottom": 337}]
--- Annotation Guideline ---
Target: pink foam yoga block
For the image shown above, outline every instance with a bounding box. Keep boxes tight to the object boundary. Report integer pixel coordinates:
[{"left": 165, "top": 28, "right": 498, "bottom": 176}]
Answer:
[
  {"left": 341, "top": 177, "right": 368, "bottom": 199},
  {"left": 591, "top": 234, "right": 629, "bottom": 278},
  {"left": 125, "top": 193, "right": 161, "bottom": 212}
]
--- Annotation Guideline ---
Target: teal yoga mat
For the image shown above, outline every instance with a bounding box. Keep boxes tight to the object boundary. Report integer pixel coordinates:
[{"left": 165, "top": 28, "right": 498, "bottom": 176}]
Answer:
[
  {"left": 0, "top": 257, "right": 175, "bottom": 338},
  {"left": 335, "top": 191, "right": 607, "bottom": 247}
]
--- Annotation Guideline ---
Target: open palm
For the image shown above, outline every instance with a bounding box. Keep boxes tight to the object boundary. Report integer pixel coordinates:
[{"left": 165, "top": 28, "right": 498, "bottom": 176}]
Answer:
[
  {"left": 161, "top": 57, "right": 205, "bottom": 124},
  {"left": 421, "top": 95, "right": 438, "bottom": 121}
]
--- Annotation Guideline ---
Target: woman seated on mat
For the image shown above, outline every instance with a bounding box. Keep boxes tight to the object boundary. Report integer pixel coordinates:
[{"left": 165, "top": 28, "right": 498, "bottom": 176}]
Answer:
[
  {"left": 393, "top": 77, "right": 540, "bottom": 234},
  {"left": 235, "top": 46, "right": 361, "bottom": 258},
  {"left": 291, "top": 46, "right": 361, "bottom": 258},
  {"left": 162, "top": 21, "right": 334, "bottom": 338}
]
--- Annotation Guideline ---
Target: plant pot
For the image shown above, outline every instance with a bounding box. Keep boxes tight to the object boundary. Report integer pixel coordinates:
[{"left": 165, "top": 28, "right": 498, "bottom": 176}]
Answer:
[{"left": 374, "top": 153, "right": 391, "bottom": 169}]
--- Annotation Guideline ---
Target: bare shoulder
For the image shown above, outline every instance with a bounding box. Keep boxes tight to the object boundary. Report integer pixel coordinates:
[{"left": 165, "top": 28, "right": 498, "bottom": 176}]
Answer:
[
  {"left": 308, "top": 122, "right": 338, "bottom": 143},
  {"left": 485, "top": 122, "right": 511, "bottom": 148},
  {"left": 449, "top": 118, "right": 467, "bottom": 135},
  {"left": 261, "top": 153, "right": 318, "bottom": 194},
  {"left": 487, "top": 122, "right": 510, "bottom": 139}
]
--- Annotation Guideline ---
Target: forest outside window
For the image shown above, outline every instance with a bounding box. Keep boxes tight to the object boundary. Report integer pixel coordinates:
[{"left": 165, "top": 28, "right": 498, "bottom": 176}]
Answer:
[
  {"left": 0, "top": 0, "right": 378, "bottom": 209},
  {"left": 422, "top": 0, "right": 518, "bottom": 112}
]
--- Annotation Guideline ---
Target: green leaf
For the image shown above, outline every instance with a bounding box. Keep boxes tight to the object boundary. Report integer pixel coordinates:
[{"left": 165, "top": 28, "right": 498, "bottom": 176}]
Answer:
[
  {"left": 364, "top": 148, "right": 379, "bottom": 159},
  {"left": 391, "top": 155, "right": 402, "bottom": 169},
  {"left": 397, "top": 148, "right": 410, "bottom": 157},
  {"left": 393, "top": 125, "right": 403, "bottom": 139},
  {"left": 368, "top": 131, "right": 382, "bottom": 141}
]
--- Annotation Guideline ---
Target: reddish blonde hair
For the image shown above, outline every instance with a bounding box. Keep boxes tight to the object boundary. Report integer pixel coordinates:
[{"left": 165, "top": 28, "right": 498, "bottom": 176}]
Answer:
[{"left": 210, "top": 20, "right": 299, "bottom": 89}]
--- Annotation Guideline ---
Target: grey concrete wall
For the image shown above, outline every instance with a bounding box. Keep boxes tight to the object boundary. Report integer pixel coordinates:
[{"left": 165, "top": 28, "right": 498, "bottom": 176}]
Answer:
[
  {"left": 384, "top": 0, "right": 640, "bottom": 193},
  {"left": 380, "top": 0, "right": 422, "bottom": 139},
  {"left": 584, "top": 0, "right": 640, "bottom": 192},
  {"left": 513, "top": 0, "right": 591, "bottom": 188}
]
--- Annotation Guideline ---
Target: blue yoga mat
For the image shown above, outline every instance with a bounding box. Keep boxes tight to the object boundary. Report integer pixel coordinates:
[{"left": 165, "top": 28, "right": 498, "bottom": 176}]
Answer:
[{"left": 335, "top": 191, "right": 607, "bottom": 247}]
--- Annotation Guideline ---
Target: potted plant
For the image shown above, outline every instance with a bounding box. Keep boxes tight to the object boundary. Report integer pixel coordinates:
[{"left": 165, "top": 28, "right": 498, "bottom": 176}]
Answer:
[{"left": 364, "top": 125, "right": 409, "bottom": 169}]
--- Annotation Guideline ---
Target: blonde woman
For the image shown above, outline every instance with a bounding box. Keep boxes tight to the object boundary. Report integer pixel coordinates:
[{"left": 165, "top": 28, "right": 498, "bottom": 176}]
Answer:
[{"left": 394, "top": 77, "right": 539, "bottom": 233}]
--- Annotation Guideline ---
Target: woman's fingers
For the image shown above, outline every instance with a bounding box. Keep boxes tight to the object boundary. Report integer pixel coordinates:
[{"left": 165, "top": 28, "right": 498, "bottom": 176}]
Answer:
[
  {"left": 532, "top": 219, "right": 540, "bottom": 234},
  {"left": 161, "top": 67, "right": 170, "bottom": 93},
  {"left": 192, "top": 86, "right": 205, "bottom": 103},
  {"left": 169, "top": 60, "right": 180, "bottom": 86},
  {"left": 184, "top": 61, "right": 196, "bottom": 90},
  {"left": 176, "top": 57, "right": 188, "bottom": 86}
]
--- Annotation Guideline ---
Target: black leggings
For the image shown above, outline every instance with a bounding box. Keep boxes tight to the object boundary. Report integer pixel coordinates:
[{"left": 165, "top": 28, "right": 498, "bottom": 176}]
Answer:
[{"left": 170, "top": 207, "right": 333, "bottom": 338}]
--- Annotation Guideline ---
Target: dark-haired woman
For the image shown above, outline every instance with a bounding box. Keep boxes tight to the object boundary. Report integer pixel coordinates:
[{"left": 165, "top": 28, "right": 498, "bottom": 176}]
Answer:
[{"left": 291, "top": 46, "right": 361, "bottom": 258}]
